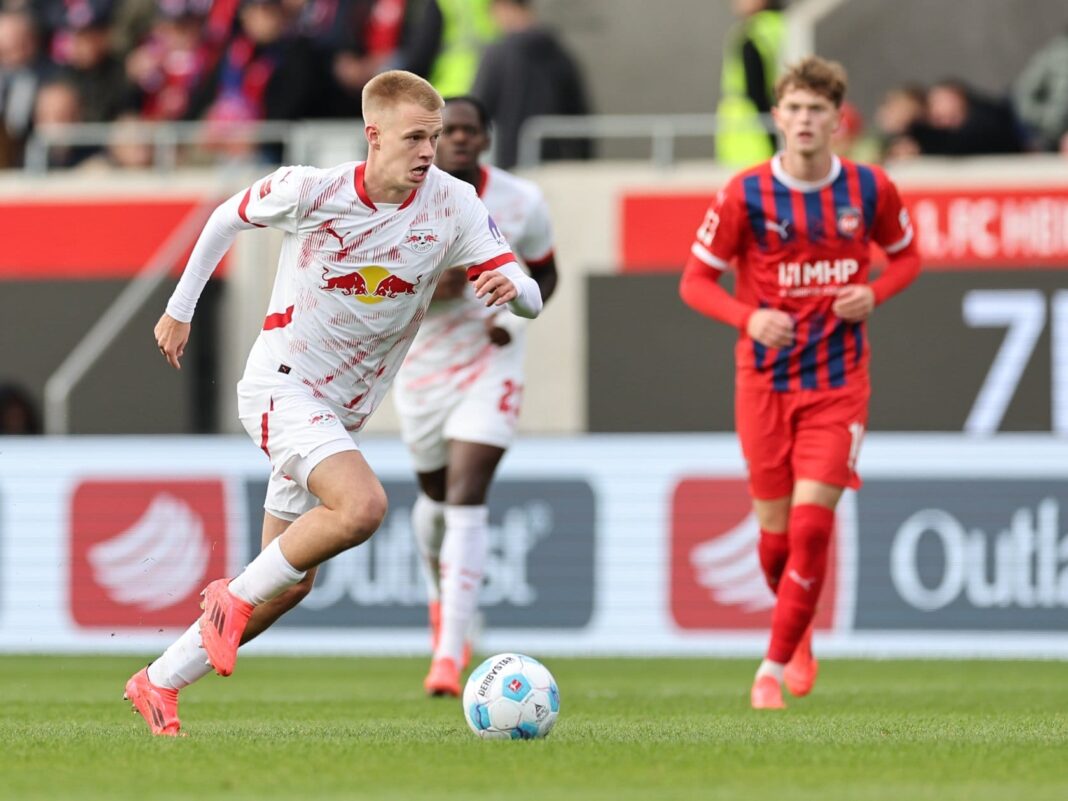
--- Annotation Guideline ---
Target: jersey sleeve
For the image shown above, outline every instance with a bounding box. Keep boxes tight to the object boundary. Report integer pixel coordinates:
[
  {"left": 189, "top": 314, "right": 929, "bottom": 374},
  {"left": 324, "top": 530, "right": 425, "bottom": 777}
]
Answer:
[
  {"left": 687, "top": 180, "right": 746, "bottom": 272},
  {"left": 871, "top": 169, "right": 916, "bottom": 255},
  {"left": 515, "top": 191, "right": 555, "bottom": 268},
  {"left": 450, "top": 188, "right": 517, "bottom": 280},
  {"left": 235, "top": 165, "right": 314, "bottom": 234}
]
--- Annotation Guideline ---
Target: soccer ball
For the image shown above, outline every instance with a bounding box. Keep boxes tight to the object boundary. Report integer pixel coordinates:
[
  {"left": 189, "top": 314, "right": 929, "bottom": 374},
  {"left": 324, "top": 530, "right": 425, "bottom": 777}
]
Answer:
[{"left": 462, "top": 653, "right": 560, "bottom": 740}]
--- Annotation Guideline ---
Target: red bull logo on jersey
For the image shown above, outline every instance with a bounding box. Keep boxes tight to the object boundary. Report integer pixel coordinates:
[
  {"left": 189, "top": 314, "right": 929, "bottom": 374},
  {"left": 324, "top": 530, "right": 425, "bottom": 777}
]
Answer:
[
  {"left": 837, "top": 206, "right": 862, "bottom": 237},
  {"left": 778, "top": 258, "right": 859, "bottom": 296},
  {"left": 308, "top": 410, "right": 337, "bottom": 426},
  {"left": 320, "top": 266, "right": 421, "bottom": 304},
  {"left": 404, "top": 228, "right": 439, "bottom": 253}
]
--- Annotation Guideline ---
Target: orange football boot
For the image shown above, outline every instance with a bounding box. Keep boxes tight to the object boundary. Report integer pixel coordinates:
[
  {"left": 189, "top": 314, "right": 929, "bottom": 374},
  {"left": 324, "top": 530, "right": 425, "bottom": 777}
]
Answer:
[
  {"left": 124, "top": 667, "right": 181, "bottom": 736},
  {"left": 784, "top": 624, "right": 819, "bottom": 697},
  {"left": 198, "top": 579, "right": 255, "bottom": 677},
  {"left": 750, "top": 674, "right": 787, "bottom": 710},
  {"left": 423, "top": 657, "right": 462, "bottom": 697}
]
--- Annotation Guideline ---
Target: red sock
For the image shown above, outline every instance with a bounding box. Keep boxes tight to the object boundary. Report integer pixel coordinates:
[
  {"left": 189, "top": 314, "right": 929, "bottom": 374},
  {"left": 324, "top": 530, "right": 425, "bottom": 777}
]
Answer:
[
  {"left": 767, "top": 504, "right": 834, "bottom": 664},
  {"left": 757, "top": 529, "right": 789, "bottom": 593}
]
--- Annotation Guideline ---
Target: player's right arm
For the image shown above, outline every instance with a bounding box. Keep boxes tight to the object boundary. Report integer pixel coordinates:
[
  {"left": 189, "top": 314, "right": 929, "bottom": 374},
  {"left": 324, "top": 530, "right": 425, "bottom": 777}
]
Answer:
[
  {"left": 155, "top": 166, "right": 308, "bottom": 369},
  {"left": 679, "top": 183, "right": 794, "bottom": 349}
]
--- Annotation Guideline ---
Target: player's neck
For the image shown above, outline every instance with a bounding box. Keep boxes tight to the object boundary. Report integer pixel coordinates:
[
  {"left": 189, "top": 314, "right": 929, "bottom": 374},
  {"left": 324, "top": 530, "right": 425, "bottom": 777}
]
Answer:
[
  {"left": 362, "top": 161, "right": 415, "bottom": 205},
  {"left": 778, "top": 149, "right": 834, "bottom": 184},
  {"left": 450, "top": 166, "right": 483, "bottom": 192}
]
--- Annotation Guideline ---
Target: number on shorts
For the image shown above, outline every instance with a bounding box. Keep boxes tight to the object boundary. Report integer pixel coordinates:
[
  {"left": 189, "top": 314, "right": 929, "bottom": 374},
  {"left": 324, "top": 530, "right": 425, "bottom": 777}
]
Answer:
[
  {"left": 847, "top": 421, "right": 865, "bottom": 472},
  {"left": 499, "top": 379, "right": 522, "bottom": 418}
]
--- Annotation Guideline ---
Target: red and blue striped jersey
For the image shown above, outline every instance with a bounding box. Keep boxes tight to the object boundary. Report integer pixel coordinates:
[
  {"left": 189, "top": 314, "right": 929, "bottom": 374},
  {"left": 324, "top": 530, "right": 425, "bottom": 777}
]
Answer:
[{"left": 688, "top": 155, "right": 915, "bottom": 392}]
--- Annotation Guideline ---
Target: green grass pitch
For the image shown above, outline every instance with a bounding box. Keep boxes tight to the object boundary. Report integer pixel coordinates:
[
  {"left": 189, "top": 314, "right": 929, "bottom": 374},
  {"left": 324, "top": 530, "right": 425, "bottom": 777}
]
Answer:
[{"left": 1, "top": 656, "right": 1066, "bottom": 801}]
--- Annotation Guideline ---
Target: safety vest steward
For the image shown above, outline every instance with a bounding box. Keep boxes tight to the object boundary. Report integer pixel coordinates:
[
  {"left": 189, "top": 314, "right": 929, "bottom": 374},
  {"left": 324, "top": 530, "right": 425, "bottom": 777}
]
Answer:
[
  {"left": 715, "top": 10, "right": 785, "bottom": 167},
  {"left": 429, "top": 0, "right": 499, "bottom": 96}
]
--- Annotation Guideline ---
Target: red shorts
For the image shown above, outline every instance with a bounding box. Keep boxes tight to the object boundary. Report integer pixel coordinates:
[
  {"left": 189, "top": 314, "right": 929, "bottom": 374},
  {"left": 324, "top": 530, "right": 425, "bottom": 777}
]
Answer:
[{"left": 735, "top": 383, "right": 870, "bottom": 500}]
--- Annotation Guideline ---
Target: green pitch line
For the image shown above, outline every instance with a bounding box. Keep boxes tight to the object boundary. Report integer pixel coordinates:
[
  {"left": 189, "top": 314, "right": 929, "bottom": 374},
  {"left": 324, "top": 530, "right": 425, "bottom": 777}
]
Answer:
[{"left": 1, "top": 656, "right": 1066, "bottom": 801}]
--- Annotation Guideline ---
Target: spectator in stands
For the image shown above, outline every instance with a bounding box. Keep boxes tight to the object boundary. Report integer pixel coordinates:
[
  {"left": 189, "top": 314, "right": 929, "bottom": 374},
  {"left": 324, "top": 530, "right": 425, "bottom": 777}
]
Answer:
[
  {"left": 112, "top": 0, "right": 159, "bottom": 56},
  {"left": 81, "top": 110, "right": 155, "bottom": 168},
  {"left": 1013, "top": 26, "right": 1068, "bottom": 152},
  {"left": 32, "top": 77, "right": 96, "bottom": 166},
  {"left": 187, "top": 0, "right": 321, "bottom": 126},
  {"left": 872, "top": 82, "right": 925, "bottom": 161},
  {"left": 125, "top": 0, "right": 216, "bottom": 120},
  {"left": 398, "top": 0, "right": 497, "bottom": 97},
  {"left": 0, "top": 382, "right": 41, "bottom": 435},
  {"left": 0, "top": 8, "right": 54, "bottom": 167},
  {"left": 715, "top": 0, "right": 785, "bottom": 167},
  {"left": 471, "top": 0, "right": 589, "bottom": 169},
  {"left": 906, "top": 79, "right": 1022, "bottom": 157},
  {"left": 831, "top": 100, "right": 881, "bottom": 163},
  {"left": 54, "top": 0, "right": 137, "bottom": 123}
]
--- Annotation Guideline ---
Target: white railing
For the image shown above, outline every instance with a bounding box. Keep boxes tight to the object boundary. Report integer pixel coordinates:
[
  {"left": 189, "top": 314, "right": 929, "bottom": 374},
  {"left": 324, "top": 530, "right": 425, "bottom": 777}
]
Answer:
[
  {"left": 515, "top": 112, "right": 776, "bottom": 168},
  {"left": 23, "top": 119, "right": 367, "bottom": 173}
]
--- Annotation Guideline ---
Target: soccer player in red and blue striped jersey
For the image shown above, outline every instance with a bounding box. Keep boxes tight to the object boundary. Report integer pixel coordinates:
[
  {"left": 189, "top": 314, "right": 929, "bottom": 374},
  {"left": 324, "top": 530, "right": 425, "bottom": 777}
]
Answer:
[{"left": 680, "top": 56, "right": 920, "bottom": 710}]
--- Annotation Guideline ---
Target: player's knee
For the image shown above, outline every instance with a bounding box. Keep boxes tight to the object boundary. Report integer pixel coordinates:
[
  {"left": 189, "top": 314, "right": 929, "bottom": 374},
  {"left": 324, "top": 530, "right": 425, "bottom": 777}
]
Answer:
[
  {"left": 335, "top": 492, "right": 388, "bottom": 548},
  {"left": 445, "top": 475, "right": 490, "bottom": 506}
]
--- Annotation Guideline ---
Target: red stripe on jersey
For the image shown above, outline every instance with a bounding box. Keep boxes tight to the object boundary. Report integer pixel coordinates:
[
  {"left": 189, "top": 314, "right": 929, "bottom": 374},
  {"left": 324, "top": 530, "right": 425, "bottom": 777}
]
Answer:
[
  {"left": 260, "top": 397, "right": 274, "bottom": 458},
  {"left": 263, "top": 305, "right": 295, "bottom": 330},
  {"left": 525, "top": 250, "right": 555, "bottom": 270},
  {"left": 763, "top": 168, "right": 791, "bottom": 251},
  {"left": 790, "top": 184, "right": 809, "bottom": 247},
  {"left": 354, "top": 162, "right": 375, "bottom": 211},
  {"left": 238, "top": 188, "right": 267, "bottom": 228},
  {"left": 844, "top": 163, "right": 864, "bottom": 234},
  {"left": 821, "top": 179, "right": 838, "bottom": 243},
  {"left": 466, "top": 252, "right": 516, "bottom": 280}
]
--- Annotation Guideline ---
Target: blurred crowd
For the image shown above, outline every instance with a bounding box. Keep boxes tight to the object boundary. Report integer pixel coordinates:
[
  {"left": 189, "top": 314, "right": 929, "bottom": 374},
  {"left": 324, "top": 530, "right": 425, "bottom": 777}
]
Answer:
[
  {"left": 835, "top": 29, "right": 1068, "bottom": 163},
  {"left": 0, "top": 0, "right": 589, "bottom": 168}
]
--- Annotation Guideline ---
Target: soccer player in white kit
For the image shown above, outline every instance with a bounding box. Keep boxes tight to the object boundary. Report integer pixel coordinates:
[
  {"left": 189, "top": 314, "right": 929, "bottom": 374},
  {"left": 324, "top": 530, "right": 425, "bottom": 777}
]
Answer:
[
  {"left": 123, "top": 71, "right": 543, "bottom": 736},
  {"left": 393, "top": 97, "right": 558, "bottom": 697}
]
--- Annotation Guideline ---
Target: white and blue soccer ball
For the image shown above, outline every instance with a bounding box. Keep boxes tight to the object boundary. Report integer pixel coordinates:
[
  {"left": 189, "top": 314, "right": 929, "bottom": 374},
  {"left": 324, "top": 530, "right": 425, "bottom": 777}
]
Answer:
[{"left": 462, "top": 653, "right": 560, "bottom": 740}]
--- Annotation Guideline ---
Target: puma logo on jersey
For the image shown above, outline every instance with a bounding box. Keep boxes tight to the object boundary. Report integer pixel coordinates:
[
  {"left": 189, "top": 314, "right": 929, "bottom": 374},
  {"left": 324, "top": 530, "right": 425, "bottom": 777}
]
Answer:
[{"left": 766, "top": 218, "right": 791, "bottom": 240}]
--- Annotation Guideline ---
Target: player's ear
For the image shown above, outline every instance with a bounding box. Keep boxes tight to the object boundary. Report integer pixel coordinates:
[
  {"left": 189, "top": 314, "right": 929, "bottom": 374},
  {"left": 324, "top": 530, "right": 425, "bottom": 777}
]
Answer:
[{"left": 366, "top": 123, "right": 381, "bottom": 150}]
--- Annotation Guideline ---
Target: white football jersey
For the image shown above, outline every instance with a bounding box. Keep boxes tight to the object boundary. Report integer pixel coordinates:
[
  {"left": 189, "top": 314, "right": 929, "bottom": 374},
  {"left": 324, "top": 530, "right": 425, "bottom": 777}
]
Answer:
[
  {"left": 239, "top": 162, "right": 514, "bottom": 432},
  {"left": 398, "top": 165, "right": 554, "bottom": 388}
]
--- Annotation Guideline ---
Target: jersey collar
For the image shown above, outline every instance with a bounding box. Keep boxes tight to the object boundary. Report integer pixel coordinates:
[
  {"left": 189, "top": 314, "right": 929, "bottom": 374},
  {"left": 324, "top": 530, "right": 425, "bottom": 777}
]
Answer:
[
  {"left": 477, "top": 165, "right": 489, "bottom": 198},
  {"left": 771, "top": 153, "right": 842, "bottom": 192},
  {"left": 354, "top": 162, "right": 420, "bottom": 211}
]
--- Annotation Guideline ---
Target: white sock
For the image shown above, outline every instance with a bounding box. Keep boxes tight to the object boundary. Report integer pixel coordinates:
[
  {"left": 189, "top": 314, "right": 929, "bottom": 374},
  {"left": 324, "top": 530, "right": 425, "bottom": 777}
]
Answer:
[
  {"left": 756, "top": 659, "right": 786, "bottom": 682},
  {"left": 435, "top": 505, "right": 488, "bottom": 663},
  {"left": 147, "top": 622, "right": 212, "bottom": 690},
  {"left": 411, "top": 493, "right": 446, "bottom": 602},
  {"left": 228, "top": 537, "right": 306, "bottom": 606}
]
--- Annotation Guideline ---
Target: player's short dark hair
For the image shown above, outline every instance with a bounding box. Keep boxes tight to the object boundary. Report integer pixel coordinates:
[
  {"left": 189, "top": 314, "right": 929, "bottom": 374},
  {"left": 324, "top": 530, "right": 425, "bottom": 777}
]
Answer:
[
  {"left": 775, "top": 56, "right": 848, "bottom": 108},
  {"left": 443, "top": 95, "right": 491, "bottom": 131}
]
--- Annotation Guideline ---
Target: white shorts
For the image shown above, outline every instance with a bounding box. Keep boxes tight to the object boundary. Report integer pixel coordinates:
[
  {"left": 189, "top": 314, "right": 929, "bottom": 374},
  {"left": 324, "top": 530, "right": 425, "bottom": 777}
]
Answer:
[
  {"left": 237, "top": 370, "right": 359, "bottom": 521},
  {"left": 395, "top": 349, "right": 523, "bottom": 473}
]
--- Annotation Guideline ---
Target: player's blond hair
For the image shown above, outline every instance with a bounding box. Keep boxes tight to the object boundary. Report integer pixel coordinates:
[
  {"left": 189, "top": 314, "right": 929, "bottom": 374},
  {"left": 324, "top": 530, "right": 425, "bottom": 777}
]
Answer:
[
  {"left": 362, "top": 70, "right": 444, "bottom": 124},
  {"left": 775, "top": 56, "right": 848, "bottom": 108}
]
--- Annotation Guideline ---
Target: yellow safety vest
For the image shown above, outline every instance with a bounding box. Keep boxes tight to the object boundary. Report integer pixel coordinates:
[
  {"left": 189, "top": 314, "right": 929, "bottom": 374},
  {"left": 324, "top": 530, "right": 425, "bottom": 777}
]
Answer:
[
  {"left": 715, "top": 10, "right": 785, "bottom": 167},
  {"left": 429, "top": 0, "right": 499, "bottom": 97}
]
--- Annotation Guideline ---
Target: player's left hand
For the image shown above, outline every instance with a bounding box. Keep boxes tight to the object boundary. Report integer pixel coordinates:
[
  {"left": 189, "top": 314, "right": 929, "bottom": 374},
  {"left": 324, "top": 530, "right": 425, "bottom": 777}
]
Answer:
[
  {"left": 832, "top": 285, "right": 875, "bottom": 322},
  {"left": 473, "top": 271, "right": 518, "bottom": 307}
]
